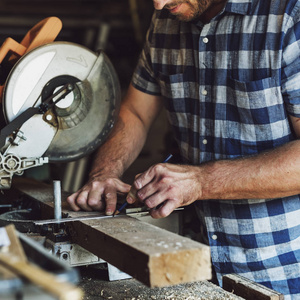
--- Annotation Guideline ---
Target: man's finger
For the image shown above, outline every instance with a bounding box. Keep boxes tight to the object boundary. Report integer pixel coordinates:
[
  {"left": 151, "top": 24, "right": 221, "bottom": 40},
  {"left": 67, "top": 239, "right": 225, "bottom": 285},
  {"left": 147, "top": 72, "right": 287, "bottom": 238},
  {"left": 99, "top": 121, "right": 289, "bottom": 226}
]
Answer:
[
  {"left": 74, "top": 190, "right": 93, "bottom": 212},
  {"left": 149, "top": 199, "right": 177, "bottom": 219},
  {"left": 67, "top": 191, "right": 81, "bottom": 211},
  {"left": 87, "top": 188, "right": 105, "bottom": 211},
  {"left": 114, "top": 180, "right": 131, "bottom": 194},
  {"left": 126, "top": 186, "right": 138, "bottom": 203},
  {"left": 104, "top": 187, "right": 118, "bottom": 215}
]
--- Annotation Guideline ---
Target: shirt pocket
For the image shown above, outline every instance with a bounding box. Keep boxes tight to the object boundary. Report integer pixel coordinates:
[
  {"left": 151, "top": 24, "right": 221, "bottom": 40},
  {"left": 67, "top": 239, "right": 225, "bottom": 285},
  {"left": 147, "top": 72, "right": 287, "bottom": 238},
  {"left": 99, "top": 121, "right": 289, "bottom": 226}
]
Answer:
[
  {"left": 226, "top": 76, "right": 291, "bottom": 152},
  {"left": 157, "top": 71, "right": 197, "bottom": 101},
  {"left": 157, "top": 71, "right": 199, "bottom": 132}
]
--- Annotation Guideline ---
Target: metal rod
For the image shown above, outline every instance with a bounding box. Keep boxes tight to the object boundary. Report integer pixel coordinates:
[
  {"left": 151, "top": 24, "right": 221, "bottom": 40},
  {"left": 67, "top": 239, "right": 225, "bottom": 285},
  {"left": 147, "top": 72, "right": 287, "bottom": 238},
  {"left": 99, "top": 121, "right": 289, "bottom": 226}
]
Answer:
[{"left": 53, "top": 180, "right": 62, "bottom": 220}]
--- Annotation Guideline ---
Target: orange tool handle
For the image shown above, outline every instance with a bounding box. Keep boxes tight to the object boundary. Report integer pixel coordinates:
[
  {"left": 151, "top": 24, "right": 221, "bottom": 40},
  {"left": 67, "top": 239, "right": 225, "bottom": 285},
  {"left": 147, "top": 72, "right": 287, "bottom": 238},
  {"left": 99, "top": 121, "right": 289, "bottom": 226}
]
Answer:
[
  {"left": 0, "top": 16, "right": 62, "bottom": 101},
  {"left": 21, "top": 16, "right": 62, "bottom": 53}
]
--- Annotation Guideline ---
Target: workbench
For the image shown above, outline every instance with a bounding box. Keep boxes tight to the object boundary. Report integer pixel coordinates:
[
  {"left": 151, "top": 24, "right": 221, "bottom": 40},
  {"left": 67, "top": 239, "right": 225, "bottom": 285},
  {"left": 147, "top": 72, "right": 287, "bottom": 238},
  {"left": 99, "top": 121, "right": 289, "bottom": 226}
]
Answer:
[
  {"left": 78, "top": 266, "right": 243, "bottom": 300},
  {"left": 0, "top": 178, "right": 285, "bottom": 300}
]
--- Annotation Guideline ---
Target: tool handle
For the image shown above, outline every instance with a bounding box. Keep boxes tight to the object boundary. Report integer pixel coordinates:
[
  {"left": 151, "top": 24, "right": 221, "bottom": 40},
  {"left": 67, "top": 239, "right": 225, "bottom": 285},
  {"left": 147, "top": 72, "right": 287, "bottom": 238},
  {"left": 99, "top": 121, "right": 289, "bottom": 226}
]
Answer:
[
  {"left": 0, "top": 17, "right": 62, "bottom": 101},
  {"left": 0, "top": 253, "right": 83, "bottom": 300},
  {"left": 0, "top": 38, "right": 26, "bottom": 64},
  {"left": 0, "top": 17, "right": 62, "bottom": 65},
  {"left": 20, "top": 16, "right": 62, "bottom": 53}
]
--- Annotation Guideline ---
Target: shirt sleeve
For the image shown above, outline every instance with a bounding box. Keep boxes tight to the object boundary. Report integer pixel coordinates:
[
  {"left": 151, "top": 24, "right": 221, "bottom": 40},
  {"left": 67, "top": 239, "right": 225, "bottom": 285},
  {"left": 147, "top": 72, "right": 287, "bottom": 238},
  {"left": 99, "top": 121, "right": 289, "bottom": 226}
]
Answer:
[
  {"left": 131, "top": 12, "right": 162, "bottom": 96},
  {"left": 281, "top": 1, "right": 300, "bottom": 117}
]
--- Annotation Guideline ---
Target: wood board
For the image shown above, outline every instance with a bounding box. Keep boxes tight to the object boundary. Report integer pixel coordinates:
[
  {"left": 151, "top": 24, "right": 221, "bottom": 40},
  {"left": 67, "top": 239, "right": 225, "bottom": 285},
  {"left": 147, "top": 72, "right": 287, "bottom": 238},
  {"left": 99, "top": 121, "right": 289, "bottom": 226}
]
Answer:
[
  {"left": 11, "top": 178, "right": 212, "bottom": 287},
  {"left": 223, "top": 274, "right": 284, "bottom": 300}
]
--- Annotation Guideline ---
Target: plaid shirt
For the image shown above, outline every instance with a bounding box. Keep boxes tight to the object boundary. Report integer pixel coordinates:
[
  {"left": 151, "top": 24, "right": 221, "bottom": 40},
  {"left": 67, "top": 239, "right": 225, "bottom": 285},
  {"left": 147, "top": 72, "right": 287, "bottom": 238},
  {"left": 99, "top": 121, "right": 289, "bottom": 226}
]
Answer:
[{"left": 131, "top": 0, "right": 300, "bottom": 298}]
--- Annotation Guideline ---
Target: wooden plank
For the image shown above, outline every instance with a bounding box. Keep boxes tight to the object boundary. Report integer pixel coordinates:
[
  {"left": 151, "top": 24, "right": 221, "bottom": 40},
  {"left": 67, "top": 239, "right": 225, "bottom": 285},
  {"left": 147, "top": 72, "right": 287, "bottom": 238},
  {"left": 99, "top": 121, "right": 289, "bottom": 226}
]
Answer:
[
  {"left": 3, "top": 224, "right": 27, "bottom": 261},
  {"left": 0, "top": 225, "right": 19, "bottom": 283},
  {"left": 223, "top": 274, "right": 284, "bottom": 300},
  {"left": 12, "top": 178, "right": 212, "bottom": 287},
  {"left": 69, "top": 216, "right": 211, "bottom": 287}
]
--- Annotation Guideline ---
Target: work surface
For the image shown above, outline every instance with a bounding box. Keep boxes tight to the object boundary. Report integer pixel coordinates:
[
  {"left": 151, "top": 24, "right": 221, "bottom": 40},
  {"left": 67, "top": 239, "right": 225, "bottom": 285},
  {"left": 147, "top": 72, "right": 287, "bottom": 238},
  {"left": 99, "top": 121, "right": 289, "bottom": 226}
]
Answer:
[
  {"left": 78, "top": 266, "right": 243, "bottom": 300},
  {"left": 12, "top": 178, "right": 211, "bottom": 288}
]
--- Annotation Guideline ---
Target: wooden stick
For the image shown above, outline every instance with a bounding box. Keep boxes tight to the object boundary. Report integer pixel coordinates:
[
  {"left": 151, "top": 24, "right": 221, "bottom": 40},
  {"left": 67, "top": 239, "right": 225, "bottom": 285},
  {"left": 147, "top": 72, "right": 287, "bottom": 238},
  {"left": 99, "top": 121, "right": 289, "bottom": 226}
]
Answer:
[
  {"left": 0, "top": 225, "right": 83, "bottom": 300},
  {"left": 0, "top": 253, "right": 83, "bottom": 300}
]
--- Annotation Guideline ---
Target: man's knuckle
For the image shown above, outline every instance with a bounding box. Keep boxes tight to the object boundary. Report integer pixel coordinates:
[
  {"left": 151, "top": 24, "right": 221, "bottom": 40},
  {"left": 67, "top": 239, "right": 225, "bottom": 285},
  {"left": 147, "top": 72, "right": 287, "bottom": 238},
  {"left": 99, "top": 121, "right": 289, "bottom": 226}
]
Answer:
[
  {"left": 76, "top": 196, "right": 87, "bottom": 206},
  {"left": 160, "top": 176, "right": 170, "bottom": 185},
  {"left": 66, "top": 196, "right": 73, "bottom": 203},
  {"left": 90, "top": 181, "right": 101, "bottom": 189},
  {"left": 153, "top": 163, "right": 164, "bottom": 172},
  {"left": 105, "top": 192, "right": 113, "bottom": 198},
  {"left": 137, "top": 190, "right": 146, "bottom": 201},
  {"left": 104, "top": 178, "right": 115, "bottom": 186},
  {"left": 88, "top": 198, "right": 99, "bottom": 207},
  {"left": 160, "top": 211, "right": 169, "bottom": 218},
  {"left": 145, "top": 198, "right": 155, "bottom": 208}
]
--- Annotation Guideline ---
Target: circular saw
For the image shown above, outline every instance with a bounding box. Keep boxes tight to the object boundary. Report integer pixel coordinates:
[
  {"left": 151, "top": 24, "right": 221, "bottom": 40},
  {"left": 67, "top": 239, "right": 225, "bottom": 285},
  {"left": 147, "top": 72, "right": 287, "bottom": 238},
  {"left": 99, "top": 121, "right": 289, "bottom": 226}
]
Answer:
[{"left": 0, "top": 17, "right": 121, "bottom": 188}]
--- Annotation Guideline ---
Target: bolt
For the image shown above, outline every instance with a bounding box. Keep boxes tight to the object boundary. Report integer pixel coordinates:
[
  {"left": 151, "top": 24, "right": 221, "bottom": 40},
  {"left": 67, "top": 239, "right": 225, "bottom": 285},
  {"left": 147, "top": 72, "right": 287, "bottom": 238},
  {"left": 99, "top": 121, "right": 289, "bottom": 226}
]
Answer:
[{"left": 46, "top": 114, "right": 53, "bottom": 121}]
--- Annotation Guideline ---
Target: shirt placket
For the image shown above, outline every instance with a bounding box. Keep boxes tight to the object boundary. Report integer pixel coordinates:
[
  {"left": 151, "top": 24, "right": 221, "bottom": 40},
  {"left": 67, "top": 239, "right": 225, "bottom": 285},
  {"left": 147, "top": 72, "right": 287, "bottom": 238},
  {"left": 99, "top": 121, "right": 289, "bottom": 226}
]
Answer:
[{"left": 198, "top": 23, "right": 214, "bottom": 163}]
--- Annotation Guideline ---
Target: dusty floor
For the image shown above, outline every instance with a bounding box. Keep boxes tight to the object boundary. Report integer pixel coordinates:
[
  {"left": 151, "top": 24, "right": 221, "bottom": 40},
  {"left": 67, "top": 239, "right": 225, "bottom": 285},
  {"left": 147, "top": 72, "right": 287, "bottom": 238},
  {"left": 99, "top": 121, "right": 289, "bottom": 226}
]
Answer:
[{"left": 78, "top": 266, "right": 244, "bottom": 300}]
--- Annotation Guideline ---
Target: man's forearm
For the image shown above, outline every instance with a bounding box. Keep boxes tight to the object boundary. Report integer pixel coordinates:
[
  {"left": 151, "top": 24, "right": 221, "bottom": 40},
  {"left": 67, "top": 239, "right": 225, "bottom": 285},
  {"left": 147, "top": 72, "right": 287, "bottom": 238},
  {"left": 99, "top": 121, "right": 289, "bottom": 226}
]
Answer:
[
  {"left": 89, "top": 84, "right": 163, "bottom": 180},
  {"left": 200, "top": 140, "right": 300, "bottom": 200},
  {"left": 89, "top": 107, "right": 148, "bottom": 179}
]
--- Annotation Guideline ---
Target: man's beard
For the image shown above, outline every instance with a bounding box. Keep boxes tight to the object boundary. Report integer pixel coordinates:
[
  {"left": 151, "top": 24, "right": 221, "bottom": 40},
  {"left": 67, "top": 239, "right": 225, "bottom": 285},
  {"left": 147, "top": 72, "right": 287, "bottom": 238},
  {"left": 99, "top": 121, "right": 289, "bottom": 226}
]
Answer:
[{"left": 165, "top": 0, "right": 209, "bottom": 22}]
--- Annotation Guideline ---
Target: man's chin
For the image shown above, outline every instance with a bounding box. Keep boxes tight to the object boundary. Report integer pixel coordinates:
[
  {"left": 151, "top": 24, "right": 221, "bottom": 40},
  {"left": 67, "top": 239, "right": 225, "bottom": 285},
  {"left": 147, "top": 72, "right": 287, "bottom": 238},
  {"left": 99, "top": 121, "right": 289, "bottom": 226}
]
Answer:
[{"left": 172, "top": 12, "right": 198, "bottom": 22}]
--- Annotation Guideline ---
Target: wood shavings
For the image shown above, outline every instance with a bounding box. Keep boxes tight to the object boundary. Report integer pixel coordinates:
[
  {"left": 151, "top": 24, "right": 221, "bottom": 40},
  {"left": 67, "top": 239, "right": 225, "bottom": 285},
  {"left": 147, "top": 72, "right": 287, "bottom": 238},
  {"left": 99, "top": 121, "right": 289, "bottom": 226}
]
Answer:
[{"left": 79, "top": 266, "right": 244, "bottom": 300}]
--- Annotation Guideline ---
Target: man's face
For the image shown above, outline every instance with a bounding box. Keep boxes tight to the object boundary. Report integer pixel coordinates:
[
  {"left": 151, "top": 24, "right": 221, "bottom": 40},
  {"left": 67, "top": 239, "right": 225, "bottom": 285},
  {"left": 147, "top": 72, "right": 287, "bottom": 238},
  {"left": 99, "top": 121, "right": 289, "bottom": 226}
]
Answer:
[{"left": 153, "top": 0, "right": 213, "bottom": 22}]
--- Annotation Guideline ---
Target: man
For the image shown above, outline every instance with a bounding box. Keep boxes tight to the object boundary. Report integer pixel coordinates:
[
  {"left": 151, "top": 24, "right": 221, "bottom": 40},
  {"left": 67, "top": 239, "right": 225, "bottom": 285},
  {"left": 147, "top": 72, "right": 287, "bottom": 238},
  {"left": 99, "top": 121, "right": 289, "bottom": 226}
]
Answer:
[{"left": 67, "top": 0, "right": 300, "bottom": 298}]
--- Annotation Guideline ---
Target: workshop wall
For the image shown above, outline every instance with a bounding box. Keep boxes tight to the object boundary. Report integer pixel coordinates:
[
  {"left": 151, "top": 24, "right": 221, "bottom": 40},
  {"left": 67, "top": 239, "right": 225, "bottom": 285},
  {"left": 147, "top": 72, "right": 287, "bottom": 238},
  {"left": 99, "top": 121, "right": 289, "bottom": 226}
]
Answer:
[{"left": 0, "top": 0, "right": 153, "bottom": 89}]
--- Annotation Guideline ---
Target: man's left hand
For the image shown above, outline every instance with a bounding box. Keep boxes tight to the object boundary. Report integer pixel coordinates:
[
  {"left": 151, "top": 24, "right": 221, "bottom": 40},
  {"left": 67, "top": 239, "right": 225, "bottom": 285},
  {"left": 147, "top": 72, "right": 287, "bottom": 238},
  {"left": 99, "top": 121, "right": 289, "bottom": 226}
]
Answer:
[{"left": 126, "top": 162, "right": 202, "bottom": 218}]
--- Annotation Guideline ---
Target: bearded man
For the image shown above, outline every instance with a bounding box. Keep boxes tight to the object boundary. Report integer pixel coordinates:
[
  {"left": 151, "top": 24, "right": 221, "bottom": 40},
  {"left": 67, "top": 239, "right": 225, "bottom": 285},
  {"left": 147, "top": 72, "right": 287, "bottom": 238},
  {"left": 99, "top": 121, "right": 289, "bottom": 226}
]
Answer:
[{"left": 68, "top": 0, "right": 300, "bottom": 298}]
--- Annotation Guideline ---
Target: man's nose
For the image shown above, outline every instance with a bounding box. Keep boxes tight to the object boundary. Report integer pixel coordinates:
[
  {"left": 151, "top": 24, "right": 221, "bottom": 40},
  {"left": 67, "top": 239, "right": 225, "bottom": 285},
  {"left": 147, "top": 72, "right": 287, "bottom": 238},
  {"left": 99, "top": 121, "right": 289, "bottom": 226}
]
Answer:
[{"left": 153, "top": 0, "right": 170, "bottom": 10}]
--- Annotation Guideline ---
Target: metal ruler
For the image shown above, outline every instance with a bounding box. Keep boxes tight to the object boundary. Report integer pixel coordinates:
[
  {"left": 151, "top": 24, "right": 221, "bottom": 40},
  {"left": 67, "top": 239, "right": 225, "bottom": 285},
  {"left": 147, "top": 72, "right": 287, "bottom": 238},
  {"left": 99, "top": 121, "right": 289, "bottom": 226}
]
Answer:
[
  {"left": 34, "top": 207, "right": 183, "bottom": 225},
  {"left": 34, "top": 214, "right": 121, "bottom": 225}
]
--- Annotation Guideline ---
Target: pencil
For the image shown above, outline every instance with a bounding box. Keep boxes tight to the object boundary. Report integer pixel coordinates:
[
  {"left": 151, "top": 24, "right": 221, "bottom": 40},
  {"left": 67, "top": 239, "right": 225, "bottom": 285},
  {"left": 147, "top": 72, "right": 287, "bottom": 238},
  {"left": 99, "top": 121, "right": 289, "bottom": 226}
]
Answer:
[{"left": 112, "top": 154, "right": 173, "bottom": 216}]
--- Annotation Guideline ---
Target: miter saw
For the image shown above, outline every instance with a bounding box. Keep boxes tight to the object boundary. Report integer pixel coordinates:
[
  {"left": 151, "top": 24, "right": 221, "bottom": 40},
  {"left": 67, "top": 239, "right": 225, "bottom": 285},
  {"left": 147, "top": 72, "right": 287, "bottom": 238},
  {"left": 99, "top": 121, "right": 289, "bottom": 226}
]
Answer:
[
  {"left": 0, "top": 16, "right": 121, "bottom": 189},
  {"left": 0, "top": 17, "right": 182, "bottom": 290}
]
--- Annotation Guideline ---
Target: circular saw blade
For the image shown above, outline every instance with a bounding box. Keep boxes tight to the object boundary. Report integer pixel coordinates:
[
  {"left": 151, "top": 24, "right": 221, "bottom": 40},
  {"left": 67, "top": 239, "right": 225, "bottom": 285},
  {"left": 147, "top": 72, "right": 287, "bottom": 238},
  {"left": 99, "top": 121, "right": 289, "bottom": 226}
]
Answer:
[{"left": 2, "top": 42, "right": 121, "bottom": 162}]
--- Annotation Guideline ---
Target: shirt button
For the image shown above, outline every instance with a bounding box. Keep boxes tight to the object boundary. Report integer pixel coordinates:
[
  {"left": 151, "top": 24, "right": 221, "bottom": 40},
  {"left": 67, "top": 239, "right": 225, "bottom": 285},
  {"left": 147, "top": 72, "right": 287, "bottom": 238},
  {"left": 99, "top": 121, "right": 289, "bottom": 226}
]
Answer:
[
  {"left": 203, "top": 139, "right": 208, "bottom": 145},
  {"left": 201, "top": 89, "right": 208, "bottom": 96},
  {"left": 212, "top": 234, "right": 218, "bottom": 240},
  {"left": 203, "top": 37, "right": 209, "bottom": 43}
]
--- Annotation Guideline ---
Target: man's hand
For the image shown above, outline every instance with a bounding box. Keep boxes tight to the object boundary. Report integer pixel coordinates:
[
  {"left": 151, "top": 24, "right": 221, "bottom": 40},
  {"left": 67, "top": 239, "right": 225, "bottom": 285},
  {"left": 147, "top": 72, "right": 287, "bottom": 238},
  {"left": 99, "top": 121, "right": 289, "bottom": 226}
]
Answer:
[
  {"left": 126, "top": 163, "right": 202, "bottom": 219},
  {"left": 67, "top": 85, "right": 163, "bottom": 215},
  {"left": 67, "top": 176, "right": 131, "bottom": 215}
]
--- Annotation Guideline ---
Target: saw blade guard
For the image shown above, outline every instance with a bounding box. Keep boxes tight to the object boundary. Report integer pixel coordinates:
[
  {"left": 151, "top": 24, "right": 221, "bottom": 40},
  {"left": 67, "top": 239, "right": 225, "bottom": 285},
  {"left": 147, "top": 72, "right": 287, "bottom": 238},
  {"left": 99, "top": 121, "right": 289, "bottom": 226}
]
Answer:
[{"left": 2, "top": 42, "right": 121, "bottom": 162}]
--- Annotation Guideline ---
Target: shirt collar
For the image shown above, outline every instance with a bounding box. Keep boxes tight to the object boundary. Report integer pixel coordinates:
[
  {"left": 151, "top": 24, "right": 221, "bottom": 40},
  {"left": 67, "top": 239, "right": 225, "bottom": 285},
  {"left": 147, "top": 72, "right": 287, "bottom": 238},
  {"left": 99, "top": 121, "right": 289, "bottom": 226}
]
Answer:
[
  {"left": 224, "top": 0, "right": 253, "bottom": 15},
  {"left": 189, "top": 0, "right": 254, "bottom": 26}
]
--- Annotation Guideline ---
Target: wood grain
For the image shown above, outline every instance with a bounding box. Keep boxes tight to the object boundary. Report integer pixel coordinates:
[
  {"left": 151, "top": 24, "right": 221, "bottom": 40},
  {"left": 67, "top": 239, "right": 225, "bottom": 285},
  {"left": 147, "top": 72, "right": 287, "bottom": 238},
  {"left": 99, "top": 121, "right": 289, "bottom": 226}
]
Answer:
[{"left": 69, "top": 216, "right": 211, "bottom": 287}]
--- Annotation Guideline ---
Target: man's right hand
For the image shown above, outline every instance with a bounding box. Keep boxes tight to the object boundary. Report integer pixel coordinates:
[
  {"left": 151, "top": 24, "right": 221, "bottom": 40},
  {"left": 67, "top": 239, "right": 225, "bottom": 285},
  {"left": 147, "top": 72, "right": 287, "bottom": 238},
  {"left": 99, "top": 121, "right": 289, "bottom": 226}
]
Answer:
[
  {"left": 67, "top": 85, "right": 163, "bottom": 215},
  {"left": 66, "top": 176, "right": 131, "bottom": 215}
]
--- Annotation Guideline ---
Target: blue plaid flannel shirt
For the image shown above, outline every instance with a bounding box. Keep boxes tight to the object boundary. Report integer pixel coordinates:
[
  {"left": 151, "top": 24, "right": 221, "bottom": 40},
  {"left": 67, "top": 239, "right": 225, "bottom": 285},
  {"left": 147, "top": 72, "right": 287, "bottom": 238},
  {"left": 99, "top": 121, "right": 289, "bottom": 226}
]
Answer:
[{"left": 131, "top": 0, "right": 300, "bottom": 298}]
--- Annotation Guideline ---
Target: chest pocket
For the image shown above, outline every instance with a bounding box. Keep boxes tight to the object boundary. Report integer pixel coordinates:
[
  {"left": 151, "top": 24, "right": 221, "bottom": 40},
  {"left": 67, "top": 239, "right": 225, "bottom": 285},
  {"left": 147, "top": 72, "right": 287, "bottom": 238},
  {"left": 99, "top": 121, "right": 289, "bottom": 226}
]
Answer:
[
  {"left": 157, "top": 71, "right": 200, "bottom": 130},
  {"left": 225, "top": 76, "right": 292, "bottom": 153}
]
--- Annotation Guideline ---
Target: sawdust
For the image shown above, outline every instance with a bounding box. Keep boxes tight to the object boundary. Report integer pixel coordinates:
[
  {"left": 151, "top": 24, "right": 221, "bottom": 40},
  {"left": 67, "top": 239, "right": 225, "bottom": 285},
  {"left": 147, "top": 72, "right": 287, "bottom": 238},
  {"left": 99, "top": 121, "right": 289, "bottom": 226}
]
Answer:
[{"left": 78, "top": 267, "right": 244, "bottom": 300}]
